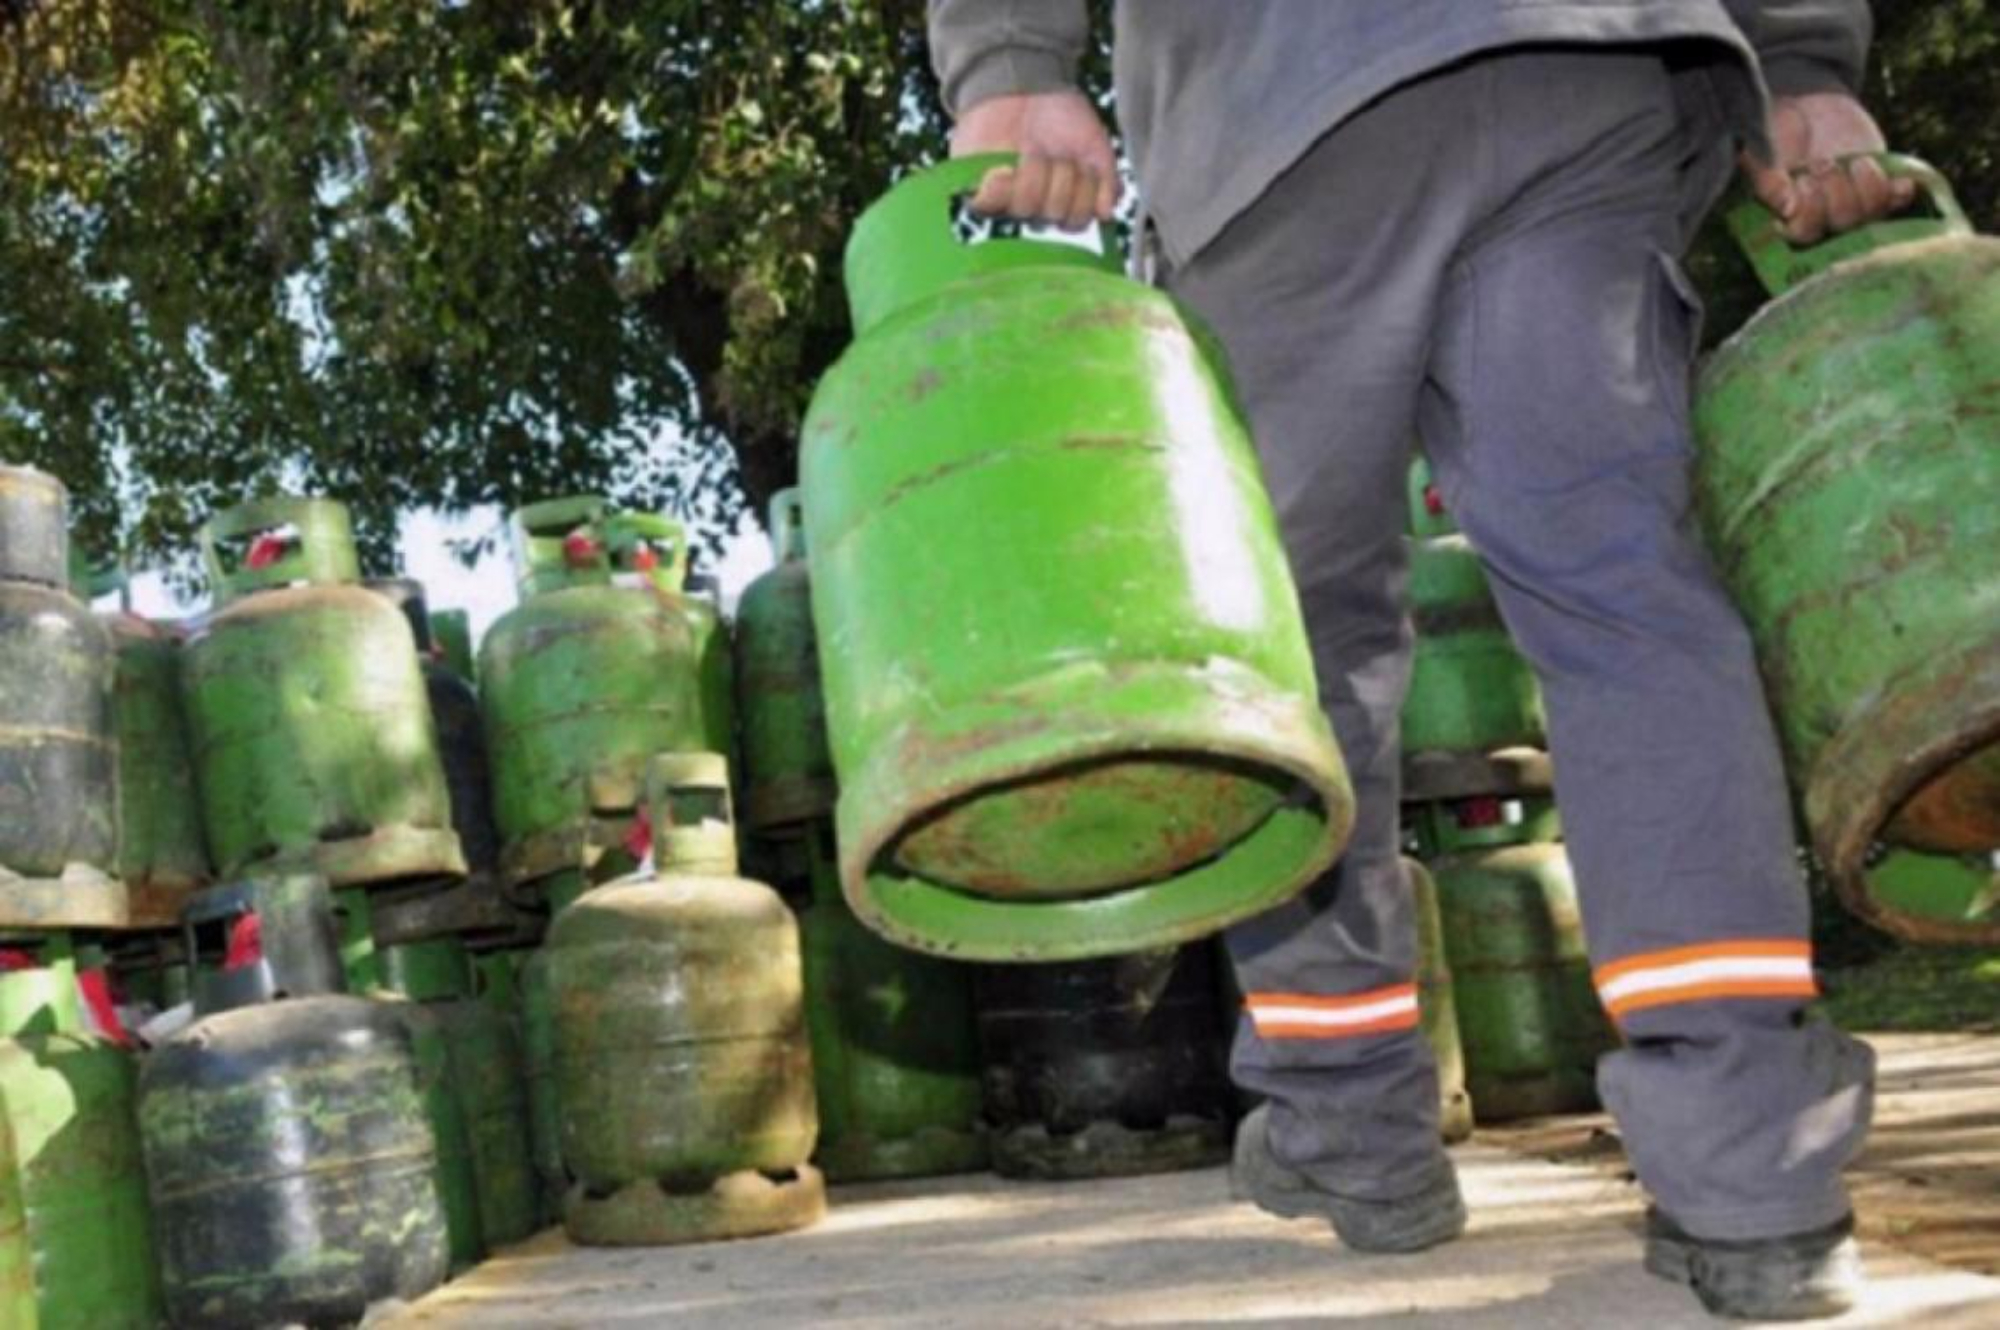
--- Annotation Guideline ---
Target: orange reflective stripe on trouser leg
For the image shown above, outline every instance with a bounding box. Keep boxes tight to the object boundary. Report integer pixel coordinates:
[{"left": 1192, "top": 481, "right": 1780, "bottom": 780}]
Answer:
[
  {"left": 1245, "top": 983, "right": 1421, "bottom": 1040},
  {"left": 1593, "top": 939, "right": 1816, "bottom": 1021}
]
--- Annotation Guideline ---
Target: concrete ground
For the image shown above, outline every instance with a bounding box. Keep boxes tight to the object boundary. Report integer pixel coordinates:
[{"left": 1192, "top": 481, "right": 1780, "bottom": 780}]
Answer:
[{"left": 388, "top": 1035, "right": 2000, "bottom": 1328}]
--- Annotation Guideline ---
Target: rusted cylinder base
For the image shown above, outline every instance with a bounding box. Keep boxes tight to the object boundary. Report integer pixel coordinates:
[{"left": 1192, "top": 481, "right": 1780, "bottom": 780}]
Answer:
[
  {"left": 499, "top": 818, "right": 631, "bottom": 899},
  {"left": 242, "top": 823, "right": 466, "bottom": 891},
  {"left": 373, "top": 876, "right": 539, "bottom": 947},
  {"left": 562, "top": 1166, "right": 826, "bottom": 1247},
  {"left": 989, "top": 1116, "right": 1229, "bottom": 1182},
  {"left": 123, "top": 873, "right": 206, "bottom": 930},
  {"left": 1468, "top": 1070, "right": 1599, "bottom": 1125},
  {"left": 817, "top": 1126, "right": 989, "bottom": 1186},
  {"left": 0, "top": 862, "right": 128, "bottom": 928},
  {"left": 1809, "top": 640, "right": 2000, "bottom": 945},
  {"left": 1401, "top": 747, "right": 1555, "bottom": 804}
]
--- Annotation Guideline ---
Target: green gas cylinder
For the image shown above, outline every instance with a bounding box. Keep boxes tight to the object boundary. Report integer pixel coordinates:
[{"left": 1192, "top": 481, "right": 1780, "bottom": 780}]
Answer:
[
  {"left": 0, "top": 1098, "right": 32, "bottom": 1330},
  {"left": 102, "top": 607, "right": 212, "bottom": 927},
  {"left": 735, "top": 490, "right": 837, "bottom": 837},
  {"left": 799, "top": 155, "right": 1352, "bottom": 961},
  {"left": 1405, "top": 856, "right": 1473, "bottom": 1142},
  {"left": 480, "top": 499, "right": 730, "bottom": 892},
  {"left": 1400, "top": 461, "right": 1547, "bottom": 796},
  {"left": 180, "top": 497, "right": 464, "bottom": 887},
  {"left": 429, "top": 608, "right": 476, "bottom": 684},
  {"left": 520, "top": 868, "right": 583, "bottom": 1229},
  {"left": 0, "top": 467, "right": 123, "bottom": 929},
  {"left": 140, "top": 874, "right": 447, "bottom": 1327},
  {"left": 381, "top": 937, "right": 538, "bottom": 1253},
  {"left": 1694, "top": 158, "right": 2000, "bottom": 943},
  {"left": 0, "top": 941, "right": 161, "bottom": 1329},
  {"left": 378, "top": 939, "right": 488, "bottom": 1270},
  {"left": 1412, "top": 798, "right": 1614, "bottom": 1121},
  {"left": 549, "top": 753, "right": 822, "bottom": 1245},
  {"left": 798, "top": 827, "right": 986, "bottom": 1182}
]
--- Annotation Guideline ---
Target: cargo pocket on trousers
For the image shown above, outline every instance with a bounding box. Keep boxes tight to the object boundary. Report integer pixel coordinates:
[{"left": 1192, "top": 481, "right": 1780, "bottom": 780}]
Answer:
[{"left": 1648, "top": 248, "right": 1706, "bottom": 435}]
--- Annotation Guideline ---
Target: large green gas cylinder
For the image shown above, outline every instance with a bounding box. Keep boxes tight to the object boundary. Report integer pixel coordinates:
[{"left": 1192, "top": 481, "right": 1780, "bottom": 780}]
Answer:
[
  {"left": 480, "top": 499, "right": 728, "bottom": 894},
  {"left": 1412, "top": 798, "right": 1614, "bottom": 1121},
  {"left": 0, "top": 1098, "right": 32, "bottom": 1330},
  {"left": 0, "top": 941, "right": 161, "bottom": 1329},
  {"left": 381, "top": 937, "right": 538, "bottom": 1253},
  {"left": 0, "top": 467, "right": 123, "bottom": 928},
  {"left": 800, "top": 156, "right": 1351, "bottom": 961},
  {"left": 798, "top": 828, "right": 985, "bottom": 1182},
  {"left": 973, "top": 943, "right": 1233, "bottom": 1180},
  {"left": 736, "top": 490, "right": 836, "bottom": 838},
  {"left": 549, "top": 753, "right": 823, "bottom": 1245},
  {"left": 1405, "top": 857, "right": 1473, "bottom": 1143},
  {"left": 103, "top": 604, "right": 212, "bottom": 927},
  {"left": 735, "top": 489, "right": 834, "bottom": 838},
  {"left": 1400, "top": 461, "right": 1547, "bottom": 795},
  {"left": 1694, "top": 159, "right": 2000, "bottom": 943},
  {"left": 180, "top": 497, "right": 464, "bottom": 887},
  {"left": 140, "top": 878, "right": 447, "bottom": 1327}
]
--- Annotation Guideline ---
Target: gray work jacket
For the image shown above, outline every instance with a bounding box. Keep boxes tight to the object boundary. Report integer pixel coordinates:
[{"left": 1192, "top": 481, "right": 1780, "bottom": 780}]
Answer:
[{"left": 928, "top": 1, "right": 1870, "bottom": 265}]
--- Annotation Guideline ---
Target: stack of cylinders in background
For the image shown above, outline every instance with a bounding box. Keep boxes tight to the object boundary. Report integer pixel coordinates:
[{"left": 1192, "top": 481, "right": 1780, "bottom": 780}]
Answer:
[
  {"left": 0, "top": 465, "right": 163, "bottom": 1327},
  {"left": 548, "top": 752, "right": 824, "bottom": 1245},
  {"left": 1398, "top": 460, "right": 1614, "bottom": 1126},
  {"left": 736, "top": 489, "right": 988, "bottom": 1185},
  {"left": 480, "top": 497, "right": 735, "bottom": 1223}
]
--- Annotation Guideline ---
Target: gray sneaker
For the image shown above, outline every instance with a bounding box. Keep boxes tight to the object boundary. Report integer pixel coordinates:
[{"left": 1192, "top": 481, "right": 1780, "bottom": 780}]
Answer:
[
  {"left": 1645, "top": 1208, "right": 1863, "bottom": 1321},
  {"left": 1229, "top": 1103, "right": 1466, "bottom": 1253}
]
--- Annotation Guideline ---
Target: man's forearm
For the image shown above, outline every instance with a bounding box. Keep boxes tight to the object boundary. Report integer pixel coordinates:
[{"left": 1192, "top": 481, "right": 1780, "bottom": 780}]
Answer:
[
  {"left": 928, "top": 0, "right": 1088, "bottom": 115},
  {"left": 1724, "top": 0, "right": 1871, "bottom": 97}
]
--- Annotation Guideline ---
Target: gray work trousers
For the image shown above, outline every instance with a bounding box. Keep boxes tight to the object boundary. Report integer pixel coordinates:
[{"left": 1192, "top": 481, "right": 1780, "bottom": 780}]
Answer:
[{"left": 1168, "top": 48, "right": 1874, "bottom": 1242}]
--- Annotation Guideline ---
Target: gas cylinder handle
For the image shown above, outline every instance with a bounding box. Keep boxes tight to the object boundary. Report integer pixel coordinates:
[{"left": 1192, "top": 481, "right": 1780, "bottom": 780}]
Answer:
[
  {"left": 1727, "top": 153, "right": 1971, "bottom": 297},
  {"left": 201, "top": 497, "right": 362, "bottom": 604},
  {"left": 769, "top": 487, "right": 807, "bottom": 564},
  {"left": 645, "top": 751, "right": 739, "bottom": 876},
  {"left": 844, "top": 153, "right": 1124, "bottom": 335},
  {"left": 604, "top": 512, "right": 689, "bottom": 591},
  {"left": 510, "top": 494, "right": 612, "bottom": 595}
]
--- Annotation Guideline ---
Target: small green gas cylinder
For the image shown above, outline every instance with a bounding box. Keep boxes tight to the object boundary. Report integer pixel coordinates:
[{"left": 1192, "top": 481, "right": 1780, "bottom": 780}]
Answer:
[
  {"left": 1693, "top": 158, "right": 2000, "bottom": 944},
  {"left": 1412, "top": 798, "right": 1615, "bottom": 1122},
  {"left": 800, "top": 155, "right": 1352, "bottom": 961},
  {"left": 1399, "top": 460, "right": 1547, "bottom": 795},
  {"left": 179, "top": 497, "right": 464, "bottom": 887},
  {"left": 480, "top": 500, "right": 729, "bottom": 892},
  {"left": 549, "top": 753, "right": 822, "bottom": 1244},
  {"left": 0, "top": 939, "right": 161, "bottom": 1329},
  {"left": 798, "top": 827, "right": 986, "bottom": 1182}
]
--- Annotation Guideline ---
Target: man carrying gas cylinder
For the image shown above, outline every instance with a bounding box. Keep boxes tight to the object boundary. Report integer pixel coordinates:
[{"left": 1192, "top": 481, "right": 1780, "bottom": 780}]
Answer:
[{"left": 927, "top": 0, "right": 1909, "bottom": 1320}]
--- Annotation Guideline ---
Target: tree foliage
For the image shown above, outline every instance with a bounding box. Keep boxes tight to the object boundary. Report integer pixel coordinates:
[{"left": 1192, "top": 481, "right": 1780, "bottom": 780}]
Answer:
[
  {"left": 0, "top": 1, "right": 1991, "bottom": 573},
  {"left": 0, "top": 0, "right": 944, "bottom": 569}
]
